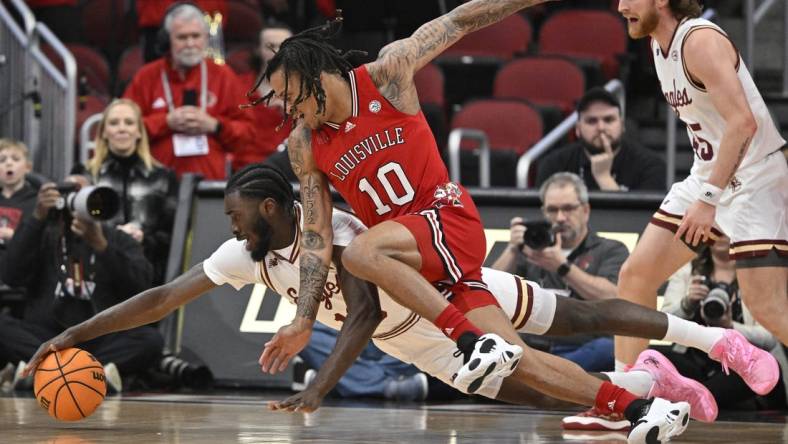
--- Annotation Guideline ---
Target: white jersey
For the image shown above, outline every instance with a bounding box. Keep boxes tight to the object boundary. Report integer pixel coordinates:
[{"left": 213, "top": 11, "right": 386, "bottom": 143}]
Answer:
[
  {"left": 202, "top": 202, "right": 558, "bottom": 397},
  {"left": 652, "top": 18, "right": 784, "bottom": 181}
]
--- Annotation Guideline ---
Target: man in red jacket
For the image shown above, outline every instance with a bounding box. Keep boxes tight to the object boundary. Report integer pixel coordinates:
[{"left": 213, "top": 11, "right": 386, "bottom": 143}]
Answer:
[{"left": 124, "top": 3, "right": 255, "bottom": 180}]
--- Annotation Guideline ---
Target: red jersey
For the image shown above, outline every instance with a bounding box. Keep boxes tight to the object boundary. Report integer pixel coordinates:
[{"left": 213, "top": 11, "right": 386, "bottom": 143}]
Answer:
[{"left": 312, "top": 66, "right": 449, "bottom": 228}]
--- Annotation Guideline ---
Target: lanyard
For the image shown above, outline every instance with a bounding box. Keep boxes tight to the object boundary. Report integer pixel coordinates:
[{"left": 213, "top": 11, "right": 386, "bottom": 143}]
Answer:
[{"left": 160, "top": 59, "right": 208, "bottom": 112}]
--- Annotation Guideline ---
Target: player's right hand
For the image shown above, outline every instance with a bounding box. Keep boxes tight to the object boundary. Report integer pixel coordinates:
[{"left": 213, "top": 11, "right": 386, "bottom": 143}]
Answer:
[
  {"left": 22, "top": 331, "right": 76, "bottom": 378},
  {"left": 33, "top": 183, "right": 61, "bottom": 221},
  {"left": 509, "top": 217, "right": 525, "bottom": 249},
  {"left": 259, "top": 320, "right": 313, "bottom": 374}
]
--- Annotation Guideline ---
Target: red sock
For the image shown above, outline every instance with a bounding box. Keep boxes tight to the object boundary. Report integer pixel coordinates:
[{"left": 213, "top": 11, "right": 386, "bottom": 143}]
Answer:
[
  {"left": 434, "top": 304, "right": 483, "bottom": 342},
  {"left": 594, "top": 381, "right": 640, "bottom": 415}
]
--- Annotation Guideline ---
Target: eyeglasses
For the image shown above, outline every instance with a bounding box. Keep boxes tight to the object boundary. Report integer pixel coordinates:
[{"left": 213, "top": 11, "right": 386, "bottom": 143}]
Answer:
[{"left": 542, "top": 203, "right": 584, "bottom": 216}]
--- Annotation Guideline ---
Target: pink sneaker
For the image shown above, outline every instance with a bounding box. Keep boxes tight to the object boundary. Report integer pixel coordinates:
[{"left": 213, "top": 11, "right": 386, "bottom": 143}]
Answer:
[
  {"left": 631, "top": 350, "right": 718, "bottom": 422},
  {"left": 709, "top": 329, "right": 779, "bottom": 395},
  {"left": 561, "top": 407, "right": 630, "bottom": 431}
]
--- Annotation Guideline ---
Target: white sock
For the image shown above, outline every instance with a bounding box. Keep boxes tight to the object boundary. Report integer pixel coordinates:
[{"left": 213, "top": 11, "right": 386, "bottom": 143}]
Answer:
[
  {"left": 614, "top": 359, "right": 629, "bottom": 372},
  {"left": 661, "top": 313, "right": 725, "bottom": 353},
  {"left": 603, "top": 370, "right": 655, "bottom": 397}
]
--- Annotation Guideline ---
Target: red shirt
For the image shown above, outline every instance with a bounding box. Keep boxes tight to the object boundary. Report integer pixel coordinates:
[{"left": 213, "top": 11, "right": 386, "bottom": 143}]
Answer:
[
  {"left": 123, "top": 58, "right": 256, "bottom": 180},
  {"left": 232, "top": 72, "right": 291, "bottom": 170},
  {"left": 312, "top": 66, "right": 449, "bottom": 228}
]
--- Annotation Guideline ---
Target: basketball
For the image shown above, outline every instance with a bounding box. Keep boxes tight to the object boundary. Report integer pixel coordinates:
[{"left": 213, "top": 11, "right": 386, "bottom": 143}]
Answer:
[{"left": 33, "top": 348, "right": 106, "bottom": 421}]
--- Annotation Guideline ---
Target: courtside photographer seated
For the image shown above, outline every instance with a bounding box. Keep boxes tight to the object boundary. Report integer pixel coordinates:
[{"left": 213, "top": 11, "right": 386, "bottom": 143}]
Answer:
[
  {"left": 0, "top": 175, "right": 162, "bottom": 393},
  {"left": 658, "top": 235, "right": 786, "bottom": 410},
  {"left": 491, "top": 172, "right": 629, "bottom": 371}
]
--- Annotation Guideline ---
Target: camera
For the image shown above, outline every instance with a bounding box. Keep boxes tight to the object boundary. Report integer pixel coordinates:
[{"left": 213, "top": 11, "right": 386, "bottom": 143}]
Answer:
[
  {"left": 519, "top": 220, "right": 556, "bottom": 250},
  {"left": 701, "top": 282, "right": 734, "bottom": 321},
  {"left": 55, "top": 183, "right": 120, "bottom": 221}
]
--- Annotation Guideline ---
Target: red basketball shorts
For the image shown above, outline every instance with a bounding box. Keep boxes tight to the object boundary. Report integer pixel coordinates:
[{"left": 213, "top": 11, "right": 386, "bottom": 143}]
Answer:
[{"left": 392, "top": 189, "right": 499, "bottom": 312}]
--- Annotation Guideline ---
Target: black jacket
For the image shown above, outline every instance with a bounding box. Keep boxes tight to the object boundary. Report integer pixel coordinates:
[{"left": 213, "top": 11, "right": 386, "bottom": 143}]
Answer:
[
  {"left": 92, "top": 154, "right": 177, "bottom": 283},
  {"left": 536, "top": 138, "right": 666, "bottom": 191},
  {"left": 2, "top": 216, "right": 153, "bottom": 329}
]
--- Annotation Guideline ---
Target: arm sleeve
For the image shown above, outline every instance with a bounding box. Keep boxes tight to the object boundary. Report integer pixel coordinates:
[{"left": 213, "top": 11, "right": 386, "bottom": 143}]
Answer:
[
  {"left": 2, "top": 217, "right": 46, "bottom": 287},
  {"left": 123, "top": 72, "right": 172, "bottom": 143},
  {"left": 93, "top": 228, "right": 154, "bottom": 306},
  {"left": 213, "top": 69, "right": 257, "bottom": 152},
  {"left": 593, "top": 239, "right": 629, "bottom": 284},
  {"left": 635, "top": 147, "right": 667, "bottom": 191},
  {"left": 202, "top": 238, "right": 259, "bottom": 290},
  {"left": 331, "top": 209, "right": 367, "bottom": 247}
]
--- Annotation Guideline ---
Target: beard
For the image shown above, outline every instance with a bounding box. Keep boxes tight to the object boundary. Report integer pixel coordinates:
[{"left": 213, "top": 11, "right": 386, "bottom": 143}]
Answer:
[
  {"left": 174, "top": 49, "right": 204, "bottom": 68},
  {"left": 581, "top": 134, "right": 622, "bottom": 155},
  {"left": 249, "top": 215, "right": 274, "bottom": 262},
  {"left": 629, "top": 6, "right": 660, "bottom": 39}
]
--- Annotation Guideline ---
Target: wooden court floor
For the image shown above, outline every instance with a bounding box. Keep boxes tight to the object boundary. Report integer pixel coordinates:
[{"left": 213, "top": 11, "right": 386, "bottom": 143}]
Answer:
[{"left": 2, "top": 392, "right": 787, "bottom": 443}]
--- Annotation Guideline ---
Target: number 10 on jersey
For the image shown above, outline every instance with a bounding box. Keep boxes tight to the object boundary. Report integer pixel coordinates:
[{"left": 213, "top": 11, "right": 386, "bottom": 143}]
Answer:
[{"left": 358, "top": 162, "right": 416, "bottom": 215}]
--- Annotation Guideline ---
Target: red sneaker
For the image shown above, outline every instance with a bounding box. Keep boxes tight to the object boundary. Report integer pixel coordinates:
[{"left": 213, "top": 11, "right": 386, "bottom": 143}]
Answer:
[{"left": 561, "top": 407, "right": 631, "bottom": 431}]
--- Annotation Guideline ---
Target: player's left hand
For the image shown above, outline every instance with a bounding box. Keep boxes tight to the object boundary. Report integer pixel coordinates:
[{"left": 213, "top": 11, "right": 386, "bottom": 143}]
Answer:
[
  {"left": 675, "top": 200, "right": 716, "bottom": 247},
  {"left": 523, "top": 233, "right": 565, "bottom": 273},
  {"left": 268, "top": 386, "right": 324, "bottom": 413},
  {"left": 259, "top": 320, "right": 313, "bottom": 374}
]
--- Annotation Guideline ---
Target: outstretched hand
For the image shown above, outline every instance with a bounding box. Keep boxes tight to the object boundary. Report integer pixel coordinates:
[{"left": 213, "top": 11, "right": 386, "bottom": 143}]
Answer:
[
  {"left": 259, "top": 321, "right": 313, "bottom": 374},
  {"left": 22, "top": 331, "right": 77, "bottom": 378},
  {"left": 268, "top": 386, "right": 324, "bottom": 413}
]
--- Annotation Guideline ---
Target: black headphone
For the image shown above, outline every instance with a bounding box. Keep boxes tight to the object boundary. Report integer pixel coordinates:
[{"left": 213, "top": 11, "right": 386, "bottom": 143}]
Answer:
[{"left": 155, "top": 1, "right": 205, "bottom": 57}]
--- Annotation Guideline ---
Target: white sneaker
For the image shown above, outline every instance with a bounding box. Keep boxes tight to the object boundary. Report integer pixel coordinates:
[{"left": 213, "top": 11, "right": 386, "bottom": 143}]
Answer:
[
  {"left": 452, "top": 333, "right": 522, "bottom": 394},
  {"left": 627, "top": 397, "right": 690, "bottom": 444},
  {"left": 103, "top": 362, "right": 122, "bottom": 395},
  {"left": 12, "top": 361, "right": 32, "bottom": 392}
]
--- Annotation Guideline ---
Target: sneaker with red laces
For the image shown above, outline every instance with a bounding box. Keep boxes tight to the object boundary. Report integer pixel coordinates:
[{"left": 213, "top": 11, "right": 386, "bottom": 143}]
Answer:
[
  {"left": 631, "top": 349, "right": 718, "bottom": 422},
  {"left": 709, "top": 329, "right": 779, "bottom": 395},
  {"left": 561, "top": 408, "right": 631, "bottom": 431}
]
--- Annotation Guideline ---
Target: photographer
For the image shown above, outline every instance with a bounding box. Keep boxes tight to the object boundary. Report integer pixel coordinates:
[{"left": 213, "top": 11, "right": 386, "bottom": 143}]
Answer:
[
  {"left": 491, "top": 172, "right": 628, "bottom": 371},
  {"left": 0, "top": 177, "right": 163, "bottom": 392},
  {"left": 659, "top": 235, "right": 786, "bottom": 410}
]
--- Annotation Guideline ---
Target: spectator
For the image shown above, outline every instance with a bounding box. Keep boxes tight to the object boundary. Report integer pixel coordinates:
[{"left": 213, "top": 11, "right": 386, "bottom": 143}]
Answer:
[
  {"left": 86, "top": 99, "right": 178, "bottom": 284},
  {"left": 233, "top": 21, "right": 294, "bottom": 170},
  {"left": 136, "top": 0, "right": 228, "bottom": 63},
  {"left": 124, "top": 2, "right": 256, "bottom": 180},
  {"left": 294, "top": 323, "right": 431, "bottom": 402},
  {"left": 0, "top": 139, "right": 37, "bottom": 249},
  {"left": 536, "top": 87, "right": 666, "bottom": 191},
  {"left": 0, "top": 176, "right": 162, "bottom": 393},
  {"left": 657, "top": 235, "right": 786, "bottom": 410},
  {"left": 491, "top": 172, "right": 628, "bottom": 371}
]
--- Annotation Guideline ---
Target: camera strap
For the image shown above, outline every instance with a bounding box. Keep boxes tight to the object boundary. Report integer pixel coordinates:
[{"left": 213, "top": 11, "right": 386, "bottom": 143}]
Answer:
[{"left": 56, "top": 234, "right": 96, "bottom": 301}]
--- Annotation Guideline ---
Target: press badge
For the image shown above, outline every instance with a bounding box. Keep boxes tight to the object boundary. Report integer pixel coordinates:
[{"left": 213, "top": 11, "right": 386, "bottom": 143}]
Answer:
[{"left": 173, "top": 134, "right": 209, "bottom": 157}]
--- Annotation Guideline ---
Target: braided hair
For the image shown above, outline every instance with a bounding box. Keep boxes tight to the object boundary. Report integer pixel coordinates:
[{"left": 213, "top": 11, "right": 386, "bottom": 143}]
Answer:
[
  {"left": 225, "top": 163, "right": 295, "bottom": 214},
  {"left": 244, "top": 11, "right": 365, "bottom": 123}
]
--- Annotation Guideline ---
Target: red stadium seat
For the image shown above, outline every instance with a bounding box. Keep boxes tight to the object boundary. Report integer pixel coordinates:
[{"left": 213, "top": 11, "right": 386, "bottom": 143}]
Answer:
[
  {"left": 76, "top": 95, "right": 109, "bottom": 145},
  {"left": 493, "top": 57, "right": 585, "bottom": 115},
  {"left": 539, "top": 10, "right": 627, "bottom": 79},
  {"left": 224, "top": 1, "right": 263, "bottom": 43},
  {"left": 451, "top": 99, "right": 543, "bottom": 156},
  {"left": 43, "top": 44, "right": 111, "bottom": 97},
  {"left": 117, "top": 45, "right": 144, "bottom": 93},
  {"left": 442, "top": 14, "right": 531, "bottom": 60},
  {"left": 80, "top": 0, "right": 137, "bottom": 49},
  {"left": 414, "top": 63, "right": 445, "bottom": 108},
  {"left": 226, "top": 46, "right": 254, "bottom": 75}
]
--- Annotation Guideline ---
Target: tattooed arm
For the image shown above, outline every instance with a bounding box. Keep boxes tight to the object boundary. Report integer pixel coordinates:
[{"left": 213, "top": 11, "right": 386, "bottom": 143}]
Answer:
[
  {"left": 259, "top": 123, "right": 335, "bottom": 374},
  {"left": 367, "top": 0, "right": 555, "bottom": 113}
]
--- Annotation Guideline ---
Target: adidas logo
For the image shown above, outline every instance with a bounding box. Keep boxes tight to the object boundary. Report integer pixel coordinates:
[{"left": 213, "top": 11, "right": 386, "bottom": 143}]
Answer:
[
  {"left": 443, "top": 327, "right": 454, "bottom": 336},
  {"left": 608, "top": 400, "right": 616, "bottom": 410},
  {"left": 345, "top": 121, "right": 356, "bottom": 132}
]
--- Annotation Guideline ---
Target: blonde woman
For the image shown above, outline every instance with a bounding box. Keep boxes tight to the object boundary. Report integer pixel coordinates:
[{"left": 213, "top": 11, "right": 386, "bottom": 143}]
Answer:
[{"left": 88, "top": 99, "right": 177, "bottom": 284}]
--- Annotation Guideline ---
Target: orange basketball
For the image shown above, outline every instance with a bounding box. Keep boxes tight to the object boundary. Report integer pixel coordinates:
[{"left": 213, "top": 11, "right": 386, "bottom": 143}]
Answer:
[{"left": 33, "top": 348, "right": 106, "bottom": 421}]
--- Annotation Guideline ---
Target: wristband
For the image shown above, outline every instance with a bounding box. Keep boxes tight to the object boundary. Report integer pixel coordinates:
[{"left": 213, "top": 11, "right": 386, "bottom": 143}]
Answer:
[{"left": 698, "top": 182, "right": 723, "bottom": 206}]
